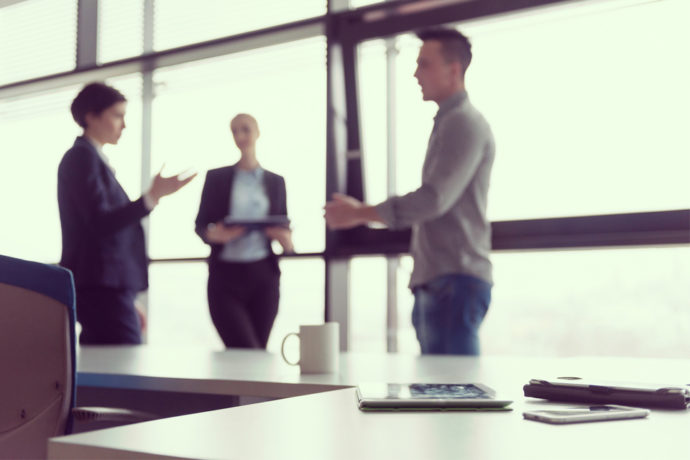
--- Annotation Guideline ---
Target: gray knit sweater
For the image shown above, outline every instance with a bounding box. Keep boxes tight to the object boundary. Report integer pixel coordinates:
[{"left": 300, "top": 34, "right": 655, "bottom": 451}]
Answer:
[{"left": 375, "top": 91, "right": 495, "bottom": 288}]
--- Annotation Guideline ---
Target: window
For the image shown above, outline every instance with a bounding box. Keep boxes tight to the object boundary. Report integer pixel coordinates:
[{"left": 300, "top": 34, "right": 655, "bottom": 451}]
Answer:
[
  {"left": 384, "top": 246, "right": 690, "bottom": 357},
  {"left": 349, "top": 0, "right": 385, "bottom": 9},
  {"left": 350, "top": 256, "right": 388, "bottom": 352},
  {"left": 357, "top": 39, "right": 391, "bottom": 207},
  {"left": 0, "top": 0, "right": 77, "bottom": 85},
  {"left": 482, "top": 246, "right": 690, "bottom": 357},
  {"left": 148, "top": 37, "right": 327, "bottom": 259},
  {"left": 153, "top": 0, "right": 325, "bottom": 51},
  {"left": 267, "top": 258, "right": 325, "bottom": 353},
  {"left": 358, "top": 0, "right": 690, "bottom": 220},
  {"left": 148, "top": 258, "right": 325, "bottom": 351},
  {"left": 354, "top": 0, "right": 690, "bottom": 356},
  {"left": 0, "top": 85, "right": 81, "bottom": 262},
  {"left": 0, "top": 75, "right": 141, "bottom": 263},
  {"left": 147, "top": 261, "right": 217, "bottom": 346},
  {"left": 98, "top": 0, "right": 144, "bottom": 63},
  {"left": 460, "top": 0, "right": 690, "bottom": 219},
  {"left": 2, "top": 0, "right": 686, "bottom": 357}
]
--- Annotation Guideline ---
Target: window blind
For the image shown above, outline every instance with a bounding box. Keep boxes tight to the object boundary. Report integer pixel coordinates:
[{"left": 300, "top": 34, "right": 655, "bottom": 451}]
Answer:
[{"left": 0, "top": 0, "right": 77, "bottom": 86}]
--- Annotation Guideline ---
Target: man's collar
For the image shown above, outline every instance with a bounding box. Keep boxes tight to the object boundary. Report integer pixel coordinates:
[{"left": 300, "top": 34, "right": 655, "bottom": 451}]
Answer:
[{"left": 435, "top": 90, "right": 468, "bottom": 119}]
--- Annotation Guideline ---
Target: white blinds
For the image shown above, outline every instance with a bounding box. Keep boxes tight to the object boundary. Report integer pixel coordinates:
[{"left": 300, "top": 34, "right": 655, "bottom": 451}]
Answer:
[
  {"left": 0, "top": 0, "right": 77, "bottom": 86},
  {"left": 153, "top": 0, "right": 325, "bottom": 51},
  {"left": 98, "top": 0, "right": 144, "bottom": 63}
]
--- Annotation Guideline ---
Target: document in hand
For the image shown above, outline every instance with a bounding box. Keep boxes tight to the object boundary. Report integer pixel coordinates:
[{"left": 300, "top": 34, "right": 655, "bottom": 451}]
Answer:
[
  {"left": 523, "top": 377, "right": 690, "bottom": 409},
  {"left": 356, "top": 383, "right": 513, "bottom": 411}
]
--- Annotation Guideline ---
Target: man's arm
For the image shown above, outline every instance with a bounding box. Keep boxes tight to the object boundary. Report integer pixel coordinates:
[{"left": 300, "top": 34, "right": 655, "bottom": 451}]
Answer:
[
  {"left": 376, "top": 112, "right": 488, "bottom": 229},
  {"left": 324, "top": 193, "right": 384, "bottom": 230},
  {"left": 325, "top": 111, "right": 489, "bottom": 231}
]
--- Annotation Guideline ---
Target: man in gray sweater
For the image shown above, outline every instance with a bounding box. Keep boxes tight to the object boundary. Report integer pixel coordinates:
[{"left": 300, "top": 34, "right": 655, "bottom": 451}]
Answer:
[{"left": 325, "top": 28, "right": 495, "bottom": 355}]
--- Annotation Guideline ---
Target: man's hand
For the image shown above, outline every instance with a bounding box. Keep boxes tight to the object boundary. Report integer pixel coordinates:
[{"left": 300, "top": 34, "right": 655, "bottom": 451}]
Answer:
[
  {"left": 324, "top": 193, "right": 366, "bottom": 229},
  {"left": 205, "top": 223, "right": 246, "bottom": 244},
  {"left": 148, "top": 167, "right": 197, "bottom": 204},
  {"left": 265, "top": 226, "right": 294, "bottom": 254}
]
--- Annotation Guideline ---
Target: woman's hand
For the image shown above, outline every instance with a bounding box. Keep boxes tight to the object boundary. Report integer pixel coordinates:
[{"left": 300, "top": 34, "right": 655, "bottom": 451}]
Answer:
[
  {"left": 265, "top": 226, "right": 294, "bottom": 254},
  {"left": 134, "top": 301, "right": 147, "bottom": 332},
  {"left": 148, "top": 167, "right": 197, "bottom": 204},
  {"left": 205, "top": 223, "right": 246, "bottom": 244}
]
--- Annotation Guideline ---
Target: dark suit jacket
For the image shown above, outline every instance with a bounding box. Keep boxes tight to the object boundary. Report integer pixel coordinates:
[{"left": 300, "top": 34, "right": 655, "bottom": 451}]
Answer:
[
  {"left": 57, "top": 137, "right": 150, "bottom": 291},
  {"left": 195, "top": 165, "right": 287, "bottom": 270}
]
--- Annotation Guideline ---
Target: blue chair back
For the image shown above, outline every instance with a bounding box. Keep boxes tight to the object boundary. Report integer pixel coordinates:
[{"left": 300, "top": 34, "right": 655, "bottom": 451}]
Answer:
[{"left": 0, "top": 255, "right": 76, "bottom": 459}]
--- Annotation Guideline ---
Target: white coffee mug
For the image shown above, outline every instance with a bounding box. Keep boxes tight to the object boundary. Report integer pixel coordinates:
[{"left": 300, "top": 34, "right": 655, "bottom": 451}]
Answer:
[{"left": 281, "top": 323, "right": 339, "bottom": 374}]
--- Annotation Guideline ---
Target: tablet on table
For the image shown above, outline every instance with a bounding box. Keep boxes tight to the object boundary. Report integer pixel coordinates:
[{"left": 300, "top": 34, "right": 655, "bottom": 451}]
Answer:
[{"left": 356, "top": 383, "right": 513, "bottom": 411}]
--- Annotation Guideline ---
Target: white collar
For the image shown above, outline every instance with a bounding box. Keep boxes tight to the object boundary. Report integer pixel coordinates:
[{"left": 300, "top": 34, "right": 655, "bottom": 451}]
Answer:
[{"left": 85, "top": 136, "right": 115, "bottom": 173}]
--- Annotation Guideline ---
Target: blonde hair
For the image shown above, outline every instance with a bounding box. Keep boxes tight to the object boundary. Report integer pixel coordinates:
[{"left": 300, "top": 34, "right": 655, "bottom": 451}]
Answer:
[{"left": 230, "top": 113, "right": 259, "bottom": 131}]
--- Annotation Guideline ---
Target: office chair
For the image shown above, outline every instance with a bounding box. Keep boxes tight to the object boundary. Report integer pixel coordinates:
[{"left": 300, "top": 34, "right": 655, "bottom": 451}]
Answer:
[{"left": 0, "top": 254, "right": 152, "bottom": 460}]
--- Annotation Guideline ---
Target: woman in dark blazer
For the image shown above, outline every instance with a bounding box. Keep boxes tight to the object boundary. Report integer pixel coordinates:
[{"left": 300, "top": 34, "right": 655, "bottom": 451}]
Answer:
[
  {"left": 195, "top": 113, "right": 293, "bottom": 349},
  {"left": 58, "top": 82, "right": 195, "bottom": 344}
]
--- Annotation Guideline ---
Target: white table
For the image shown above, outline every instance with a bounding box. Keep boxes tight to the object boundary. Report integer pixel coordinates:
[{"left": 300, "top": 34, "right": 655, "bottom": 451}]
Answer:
[
  {"left": 76, "top": 345, "right": 347, "bottom": 399},
  {"left": 76, "top": 346, "right": 571, "bottom": 399},
  {"left": 51, "top": 348, "right": 690, "bottom": 460}
]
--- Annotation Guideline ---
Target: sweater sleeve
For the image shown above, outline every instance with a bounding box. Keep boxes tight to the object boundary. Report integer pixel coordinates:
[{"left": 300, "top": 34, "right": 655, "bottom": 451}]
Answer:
[{"left": 375, "top": 111, "right": 488, "bottom": 229}]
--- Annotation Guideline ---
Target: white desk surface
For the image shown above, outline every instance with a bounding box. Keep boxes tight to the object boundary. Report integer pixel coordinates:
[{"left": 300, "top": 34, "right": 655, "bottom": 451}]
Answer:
[
  {"left": 77, "top": 345, "right": 349, "bottom": 398},
  {"left": 76, "top": 346, "right": 594, "bottom": 398},
  {"left": 54, "top": 348, "right": 690, "bottom": 460}
]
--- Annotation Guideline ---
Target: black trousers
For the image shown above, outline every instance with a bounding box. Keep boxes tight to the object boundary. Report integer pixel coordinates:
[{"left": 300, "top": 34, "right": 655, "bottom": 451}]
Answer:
[
  {"left": 76, "top": 287, "right": 142, "bottom": 345},
  {"left": 207, "top": 257, "right": 280, "bottom": 349}
]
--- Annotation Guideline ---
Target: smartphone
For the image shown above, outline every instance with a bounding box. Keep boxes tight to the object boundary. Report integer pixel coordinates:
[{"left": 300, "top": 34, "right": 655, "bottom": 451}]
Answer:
[{"left": 523, "top": 405, "right": 649, "bottom": 424}]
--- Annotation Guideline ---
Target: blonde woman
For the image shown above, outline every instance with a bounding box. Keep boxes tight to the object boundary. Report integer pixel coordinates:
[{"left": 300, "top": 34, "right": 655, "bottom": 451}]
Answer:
[{"left": 195, "top": 114, "right": 293, "bottom": 348}]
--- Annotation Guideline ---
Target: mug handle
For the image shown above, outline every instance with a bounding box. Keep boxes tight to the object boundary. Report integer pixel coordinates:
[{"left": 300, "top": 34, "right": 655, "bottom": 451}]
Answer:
[{"left": 281, "top": 332, "right": 300, "bottom": 366}]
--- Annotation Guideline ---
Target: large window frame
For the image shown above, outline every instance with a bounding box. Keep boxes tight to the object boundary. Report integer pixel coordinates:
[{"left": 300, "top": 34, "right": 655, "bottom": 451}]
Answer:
[
  {"left": 323, "top": 0, "right": 689, "bottom": 349},
  {"left": 1, "top": 0, "right": 688, "bottom": 351}
]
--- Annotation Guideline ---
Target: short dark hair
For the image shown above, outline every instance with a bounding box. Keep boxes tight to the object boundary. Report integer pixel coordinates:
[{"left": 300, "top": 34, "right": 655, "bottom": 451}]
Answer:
[
  {"left": 416, "top": 27, "right": 472, "bottom": 73},
  {"left": 70, "top": 82, "right": 126, "bottom": 128}
]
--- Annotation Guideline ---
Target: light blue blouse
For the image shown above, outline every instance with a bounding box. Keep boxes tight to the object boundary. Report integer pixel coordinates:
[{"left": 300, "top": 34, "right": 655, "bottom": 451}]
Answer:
[{"left": 219, "top": 167, "right": 270, "bottom": 262}]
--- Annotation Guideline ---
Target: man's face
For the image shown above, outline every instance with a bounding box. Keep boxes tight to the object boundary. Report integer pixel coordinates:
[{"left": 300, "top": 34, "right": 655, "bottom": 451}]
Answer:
[
  {"left": 86, "top": 101, "right": 127, "bottom": 145},
  {"left": 414, "top": 40, "right": 460, "bottom": 103}
]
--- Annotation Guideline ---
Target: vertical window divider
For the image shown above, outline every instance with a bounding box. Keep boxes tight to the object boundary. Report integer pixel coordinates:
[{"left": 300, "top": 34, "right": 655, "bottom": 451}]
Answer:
[
  {"left": 139, "top": 0, "right": 155, "bottom": 342},
  {"left": 76, "top": 0, "right": 98, "bottom": 69},
  {"left": 385, "top": 35, "right": 399, "bottom": 353}
]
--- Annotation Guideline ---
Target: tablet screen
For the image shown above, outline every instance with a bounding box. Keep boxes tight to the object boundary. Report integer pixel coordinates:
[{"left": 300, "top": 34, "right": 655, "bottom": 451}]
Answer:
[
  {"left": 356, "top": 383, "right": 512, "bottom": 410},
  {"left": 223, "top": 215, "right": 290, "bottom": 228},
  {"left": 358, "top": 383, "right": 493, "bottom": 400}
]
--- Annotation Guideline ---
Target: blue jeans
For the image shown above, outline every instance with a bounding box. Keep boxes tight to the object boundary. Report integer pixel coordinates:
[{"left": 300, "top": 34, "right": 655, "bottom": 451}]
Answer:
[{"left": 412, "top": 273, "right": 491, "bottom": 355}]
